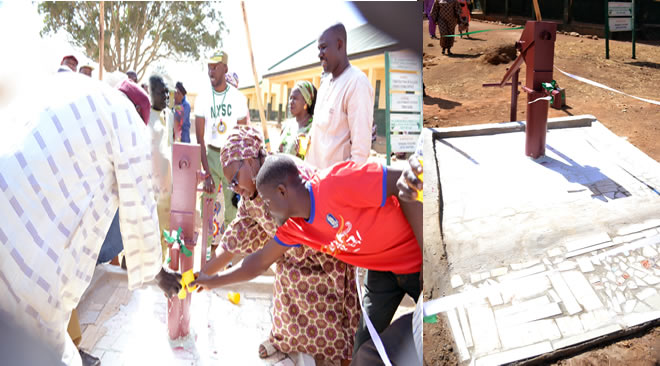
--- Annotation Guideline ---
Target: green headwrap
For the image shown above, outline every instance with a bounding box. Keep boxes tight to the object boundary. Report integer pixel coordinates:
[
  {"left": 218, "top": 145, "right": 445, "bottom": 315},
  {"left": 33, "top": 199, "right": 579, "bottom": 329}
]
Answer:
[{"left": 293, "top": 80, "right": 315, "bottom": 108}]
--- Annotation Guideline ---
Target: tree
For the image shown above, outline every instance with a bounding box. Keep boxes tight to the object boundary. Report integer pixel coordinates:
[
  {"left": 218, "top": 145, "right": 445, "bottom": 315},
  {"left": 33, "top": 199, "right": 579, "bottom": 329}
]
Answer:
[{"left": 38, "top": 1, "right": 225, "bottom": 80}]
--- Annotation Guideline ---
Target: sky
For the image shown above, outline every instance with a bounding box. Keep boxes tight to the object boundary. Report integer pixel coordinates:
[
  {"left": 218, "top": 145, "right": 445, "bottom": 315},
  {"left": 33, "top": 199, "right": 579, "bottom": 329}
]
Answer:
[{"left": 0, "top": 1, "right": 366, "bottom": 98}]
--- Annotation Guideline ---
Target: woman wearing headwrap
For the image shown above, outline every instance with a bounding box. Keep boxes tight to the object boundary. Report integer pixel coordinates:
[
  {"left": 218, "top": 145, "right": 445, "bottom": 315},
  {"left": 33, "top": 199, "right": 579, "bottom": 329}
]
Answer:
[
  {"left": 200, "top": 125, "right": 359, "bottom": 365},
  {"left": 277, "top": 81, "right": 316, "bottom": 159},
  {"left": 431, "top": 0, "right": 463, "bottom": 55}
]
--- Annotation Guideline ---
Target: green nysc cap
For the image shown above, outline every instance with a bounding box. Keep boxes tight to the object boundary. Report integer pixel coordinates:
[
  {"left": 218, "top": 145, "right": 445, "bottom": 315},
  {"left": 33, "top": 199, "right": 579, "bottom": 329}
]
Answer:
[{"left": 206, "top": 50, "right": 228, "bottom": 65}]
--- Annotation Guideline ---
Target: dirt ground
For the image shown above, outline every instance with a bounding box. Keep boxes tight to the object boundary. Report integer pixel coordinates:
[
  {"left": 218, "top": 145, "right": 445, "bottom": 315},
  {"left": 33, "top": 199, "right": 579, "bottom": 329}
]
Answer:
[{"left": 423, "top": 18, "right": 660, "bottom": 365}]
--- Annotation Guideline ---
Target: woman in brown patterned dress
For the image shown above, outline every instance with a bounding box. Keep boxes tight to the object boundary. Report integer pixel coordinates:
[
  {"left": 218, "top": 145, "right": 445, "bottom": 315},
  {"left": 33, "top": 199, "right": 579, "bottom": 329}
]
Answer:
[
  {"left": 200, "top": 126, "right": 359, "bottom": 365},
  {"left": 431, "top": 0, "right": 463, "bottom": 55}
]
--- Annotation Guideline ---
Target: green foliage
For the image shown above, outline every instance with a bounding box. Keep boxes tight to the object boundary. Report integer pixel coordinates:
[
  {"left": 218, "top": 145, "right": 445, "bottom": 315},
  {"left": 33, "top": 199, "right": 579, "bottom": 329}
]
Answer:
[{"left": 38, "top": 1, "right": 225, "bottom": 80}]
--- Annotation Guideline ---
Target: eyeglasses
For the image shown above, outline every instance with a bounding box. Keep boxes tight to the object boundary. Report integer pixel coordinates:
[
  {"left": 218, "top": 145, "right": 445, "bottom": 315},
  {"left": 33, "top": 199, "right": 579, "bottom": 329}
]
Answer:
[{"left": 230, "top": 160, "right": 244, "bottom": 190}]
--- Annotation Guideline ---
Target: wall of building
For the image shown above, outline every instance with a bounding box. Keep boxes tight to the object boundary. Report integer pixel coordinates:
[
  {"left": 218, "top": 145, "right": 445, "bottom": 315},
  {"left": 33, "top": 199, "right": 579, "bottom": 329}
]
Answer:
[{"left": 239, "top": 53, "right": 389, "bottom": 146}]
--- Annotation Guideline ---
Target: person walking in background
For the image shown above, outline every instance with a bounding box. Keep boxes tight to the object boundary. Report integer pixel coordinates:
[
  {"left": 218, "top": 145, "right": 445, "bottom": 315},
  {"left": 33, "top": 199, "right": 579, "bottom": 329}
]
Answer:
[
  {"left": 306, "top": 23, "right": 374, "bottom": 170},
  {"left": 431, "top": 0, "right": 463, "bottom": 55},
  {"left": 173, "top": 81, "right": 191, "bottom": 143},
  {"left": 424, "top": 0, "right": 438, "bottom": 39},
  {"left": 277, "top": 81, "right": 316, "bottom": 159},
  {"left": 458, "top": 0, "right": 471, "bottom": 38}
]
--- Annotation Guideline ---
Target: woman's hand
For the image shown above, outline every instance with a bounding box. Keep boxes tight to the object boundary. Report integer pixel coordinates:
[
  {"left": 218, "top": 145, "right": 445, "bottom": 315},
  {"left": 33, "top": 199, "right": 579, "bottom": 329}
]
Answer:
[{"left": 203, "top": 175, "right": 215, "bottom": 194}]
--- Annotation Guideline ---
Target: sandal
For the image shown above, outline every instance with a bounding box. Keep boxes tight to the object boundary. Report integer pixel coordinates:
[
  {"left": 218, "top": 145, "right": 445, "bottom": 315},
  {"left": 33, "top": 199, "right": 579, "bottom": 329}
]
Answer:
[{"left": 258, "top": 340, "right": 277, "bottom": 359}]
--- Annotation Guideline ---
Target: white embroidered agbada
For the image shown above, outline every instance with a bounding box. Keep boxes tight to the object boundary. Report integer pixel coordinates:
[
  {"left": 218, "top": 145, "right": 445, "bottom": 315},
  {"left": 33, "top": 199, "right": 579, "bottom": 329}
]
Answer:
[{"left": 0, "top": 72, "right": 162, "bottom": 366}]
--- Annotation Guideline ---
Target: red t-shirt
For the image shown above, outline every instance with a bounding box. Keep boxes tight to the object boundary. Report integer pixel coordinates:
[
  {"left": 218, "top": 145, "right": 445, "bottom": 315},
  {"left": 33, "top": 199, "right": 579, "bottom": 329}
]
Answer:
[{"left": 274, "top": 161, "right": 422, "bottom": 274}]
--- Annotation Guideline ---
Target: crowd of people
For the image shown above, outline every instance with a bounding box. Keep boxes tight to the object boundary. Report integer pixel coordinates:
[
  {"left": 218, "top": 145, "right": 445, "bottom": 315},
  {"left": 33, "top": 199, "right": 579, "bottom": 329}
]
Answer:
[{"left": 0, "top": 22, "right": 423, "bottom": 366}]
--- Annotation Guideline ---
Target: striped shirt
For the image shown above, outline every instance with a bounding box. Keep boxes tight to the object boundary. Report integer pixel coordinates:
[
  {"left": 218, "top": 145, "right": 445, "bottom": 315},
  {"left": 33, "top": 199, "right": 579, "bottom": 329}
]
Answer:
[{"left": 0, "top": 72, "right": 162, "bottom": 361}]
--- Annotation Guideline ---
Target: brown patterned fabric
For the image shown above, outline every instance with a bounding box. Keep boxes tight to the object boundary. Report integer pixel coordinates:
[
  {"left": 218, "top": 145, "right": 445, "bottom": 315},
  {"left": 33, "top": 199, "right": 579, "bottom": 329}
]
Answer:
[
  {"left": 220, "top": 159, "right": 360, "bottom": 361},
  {"left": 220, "top": 125, "right": 268, "bottom": 167},
  {"left": 431, "top": 0, "right": 462, "bottom": 49}
]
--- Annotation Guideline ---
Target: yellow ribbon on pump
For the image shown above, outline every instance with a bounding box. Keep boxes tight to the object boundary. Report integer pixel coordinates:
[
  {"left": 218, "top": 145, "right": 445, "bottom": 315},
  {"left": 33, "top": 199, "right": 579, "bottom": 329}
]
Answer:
[{"left": 177, "top": 270, "right": 198, "bottom": 300}]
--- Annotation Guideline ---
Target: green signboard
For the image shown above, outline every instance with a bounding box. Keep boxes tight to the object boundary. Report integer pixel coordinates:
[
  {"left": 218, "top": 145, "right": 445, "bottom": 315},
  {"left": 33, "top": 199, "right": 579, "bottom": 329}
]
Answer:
[
  {"left": 385, "top": 50, "right": 422, "bottom": 165},
  {"left": 605, "top": 0, "right": 636, "bottom": 59}
]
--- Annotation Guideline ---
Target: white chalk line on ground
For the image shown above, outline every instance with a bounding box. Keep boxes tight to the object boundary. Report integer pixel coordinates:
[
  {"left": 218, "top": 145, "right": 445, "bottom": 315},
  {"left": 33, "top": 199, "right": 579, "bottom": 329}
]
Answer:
[{"left": 555, "top": 66, "right": 660, "bottom": 106}]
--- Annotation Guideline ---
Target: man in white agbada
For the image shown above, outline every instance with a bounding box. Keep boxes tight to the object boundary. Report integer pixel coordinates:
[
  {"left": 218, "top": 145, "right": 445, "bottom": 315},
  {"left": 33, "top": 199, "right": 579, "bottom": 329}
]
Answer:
[{"left": 0, "top": 72, "right": 182, "bottom": 366}]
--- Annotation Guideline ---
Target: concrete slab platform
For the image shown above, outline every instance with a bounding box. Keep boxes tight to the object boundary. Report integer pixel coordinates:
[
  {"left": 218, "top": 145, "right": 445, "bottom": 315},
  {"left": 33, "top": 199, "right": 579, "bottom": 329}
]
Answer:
[
  {"left": 77, "top": 264, "right": 285, "bottom": 366},
  {"left": 423, "top": 115, "right": 660, "bottom": 365}
]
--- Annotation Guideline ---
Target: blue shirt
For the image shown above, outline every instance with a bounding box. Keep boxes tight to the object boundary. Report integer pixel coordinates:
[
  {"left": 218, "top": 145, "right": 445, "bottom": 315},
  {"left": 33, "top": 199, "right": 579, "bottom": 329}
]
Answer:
[{"left": 177, "top": 96, "right": 191, "bottom": 143}]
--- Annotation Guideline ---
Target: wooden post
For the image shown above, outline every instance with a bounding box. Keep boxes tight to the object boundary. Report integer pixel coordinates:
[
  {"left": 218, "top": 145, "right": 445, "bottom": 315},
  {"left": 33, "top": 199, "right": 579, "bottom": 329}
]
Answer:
[
  {"left": 99, "top": 1, "right": 104, "bottom": 80},
  {"left": 241, "top": 1, "right": 270, "bottom": 152},
  {"left": 532, "top": 0, "right": 542, "bottom": 21}
]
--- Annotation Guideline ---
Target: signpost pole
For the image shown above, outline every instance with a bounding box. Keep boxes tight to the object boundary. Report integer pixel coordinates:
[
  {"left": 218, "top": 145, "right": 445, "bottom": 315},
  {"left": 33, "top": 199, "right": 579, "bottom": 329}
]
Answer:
[
  {"left": 385, "top": 52, "right": 391, "bottom": 166},
  {"left": 605, "top": 0, "right": 610, "bottom": 59},
  {"left": 632, "top": 0, "right": 636, "bottom": 59}
]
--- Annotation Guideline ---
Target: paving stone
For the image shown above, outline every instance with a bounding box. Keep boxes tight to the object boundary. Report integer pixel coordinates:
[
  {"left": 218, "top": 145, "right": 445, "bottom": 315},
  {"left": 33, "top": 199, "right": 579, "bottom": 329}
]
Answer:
[
  {"left": 610, "top": 298, "right": 622, "bottom": 313},
  {"left": 475, "top": 341, "right": 553, "bottom": 366},
  {"left": 623, "top": 299, "right": 637, "bottom": 313},
  {"left": 457, "top": 307, "right": 474, "bottom": 348},
  {"left": 552, "top": 324, "right": 622, "bottom": 351},
  {"left": 562, "top": 271, "right": 604, "bottom": 311},
  {"left": 565, "top": 241, "right": 616, "bottom": 258},
  {"left": 480, "top": 272, "right": 492, "bottom": 281},
  {"left": 471, "top": 272, "right": 482, "bottom": 284},
  {"left": 621, "top": 232, "right": 647, "bottom": 244},
  {"left": 447, "top": 308, "right": 471, "bottom": 362},
  {"left": 617, "top": 221, "right": 660, "bottom": 236},
  {"left": 555, "top": 315, "right": 585, "bottom": 337},
  {"left": 498, "top": 319, "right": 561, "bottom": 350},
  {"left": 490, "top": 267, "right": 508, "bottom": 277},
  {"left": 645, "top": 275, "right": 660, "bottom": 285},
  {"left": 644, "top": 294, "right": 660, "bottom": 310},
  {"left": 615, "top": 291, "right": 627, "bottom": 304},
  {"left": 498, "top": 264, "right": 547, "bottom": 282},
  {"left": 549, "top": 272, "right": 583, "bottom": 315},
  {"left": 564, "top": 232, "right": 611, "bottom": 253},
  {"left": 548, "top": 248, "right": 563, "bottom": 257},
  {"left": 451, "top": 274, "right": 464, "bottom": 288},
  {"left": 496, "top": 301, "right": 562, "bottom": 327},
  {"left": 578, "top": 258, "right": 595, "bottom": 273},
  {"left": 467, "top": 304, "right": 501, "bottom": 354},
  {"left": 636, "top": 288, "right": 658, "bottom": 301},
  {"left": 548, "top": 289, "right": 561, "bottom": 303},
  {"left": 557, "top": 261, "right": 578, "bottom": 271},
  {"left": 623, "top": 311, "right": 660, "bottom": 327},
  {"left": 634, "top": 301, "right": 653, "bottom": 313},
  {"left": 488, "top": 291, "right": 504, "bottom": 306},
  {"left": 510, "top": 259, "right": 541, "bottom": 271},
  {"left": 642, "top": 245, "right": 658, "bottom": 257},
  {"left": 643, "top": 228, "right": 659, "bottom": 238},
  {"left": 499, "top": 274, "right": 551, "bottom": 303}
]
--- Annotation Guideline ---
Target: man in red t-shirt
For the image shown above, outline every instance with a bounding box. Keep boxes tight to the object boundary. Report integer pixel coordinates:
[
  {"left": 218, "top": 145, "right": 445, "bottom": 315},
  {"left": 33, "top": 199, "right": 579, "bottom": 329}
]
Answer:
[
  {"left": 257, "top": 155, "right": 422, "bottom": 353},
  {"left": 194, "top": 154, "right": 422, "bottom": 358}
]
